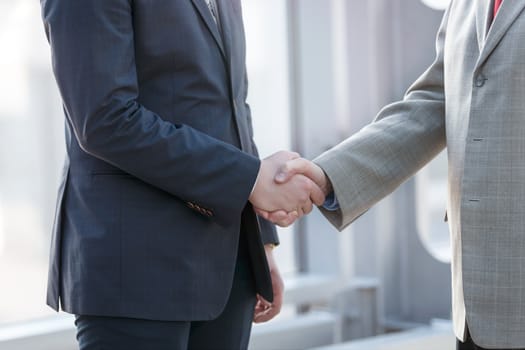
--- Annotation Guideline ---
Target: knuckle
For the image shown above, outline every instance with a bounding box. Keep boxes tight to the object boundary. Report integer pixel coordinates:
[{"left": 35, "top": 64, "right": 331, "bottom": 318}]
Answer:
[{"left": 303, "top": 179, "right": 313, "bottom": 191}]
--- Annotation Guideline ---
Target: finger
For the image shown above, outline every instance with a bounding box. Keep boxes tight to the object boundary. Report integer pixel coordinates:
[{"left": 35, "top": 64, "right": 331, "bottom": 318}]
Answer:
[
  {"left": 255, "top": 298, "right": 271, "bottom": 311},
  {"left": 275, "top": 216, "right": 298, "bottom": 227},
  {"left": 253, "top": 302, "right": 264, "bottom": 314},
  {"left": 255, "top": 293, "right": 283, "bottom": 322},
  {"left": 301, "top": 199, "right": 314, "bottom": 215},
  {"left": 253, "top": 307, "right": 266, "bottom": 321},
  {"left": 253, "top": 301, "right": 267, "bottom": 317},
  {"left": 253, "top": 295, "right": 269, "bottom": 313},
  {"left": 265, "top": 210, "right": 290, "bottom": 222},
  {"left": 265, "top": 290, "right": 283, "bottom": 321},
  {"left": 296, "top": 206, "right": 305, "bottom": 219},
  {"left": 253, "top": 306, "right": 280, "bottom": 323},
  {"left": 266, "top": 211, "right": 299, "bottom": 227},
  {"left": 309, "top": 181, "right": 326, "bottom": 206},
  {"left": 253, "top": 295, "right": 273, "bottom": 322},
  {"left": 301, "top": 204, "right": 312, "bottom": 216},
  {"left": 275, "top": 158, "right": 311, "bottom": 183},
  {"left": 254, "top": 207, "right": 271, "bottom": 220},
  {"left": 253, "top": 304, "right": 277, "bottom": 323},
  {"left": 288, "top": 151, "right": 301, "bottom": 160}
]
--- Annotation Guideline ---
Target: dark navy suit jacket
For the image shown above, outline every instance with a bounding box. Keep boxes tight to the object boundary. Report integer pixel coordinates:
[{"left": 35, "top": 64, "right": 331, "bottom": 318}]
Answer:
[{"left": 41, "top": 0, "right": 278, "bottom": 321}]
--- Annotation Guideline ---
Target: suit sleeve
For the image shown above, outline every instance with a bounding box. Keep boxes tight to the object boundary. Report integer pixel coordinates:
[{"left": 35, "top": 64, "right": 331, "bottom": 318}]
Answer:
[
  {"left": 314, "top": 4, "right": 451, "bottom": 231},
  {"left": 41, "top": 0, "right": 259, "bottom": 228}
]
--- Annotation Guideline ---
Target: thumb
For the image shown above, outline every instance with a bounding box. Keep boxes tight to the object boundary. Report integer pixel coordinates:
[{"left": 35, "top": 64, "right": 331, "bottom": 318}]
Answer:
[
  {"left": 274, "top": 158, "right": 309, "bottom": 184},
  {"left": 309, "top": 180, "right": 326, "bottom": 206}
]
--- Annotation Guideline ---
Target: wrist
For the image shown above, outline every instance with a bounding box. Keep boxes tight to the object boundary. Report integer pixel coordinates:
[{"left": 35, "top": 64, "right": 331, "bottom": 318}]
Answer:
[
  {"left": 249, "top": 160, "right": 263, "bottom": 202},
  {"left": 313, "top": 163, "right": 333, "bottom": 196},
  {"left": 264, "top": 243, "right": 277, "bottom": 260},
  {"left": 264, "top": 244, "right": 277, "bottom": 270},
  {"left": 322, "top": 176, "right": 333, "bottom": 196}
]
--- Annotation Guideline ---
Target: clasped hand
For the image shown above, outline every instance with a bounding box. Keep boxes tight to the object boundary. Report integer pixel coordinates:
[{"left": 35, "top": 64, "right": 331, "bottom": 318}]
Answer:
[{"left": 249, "top": 151, "right": 332, "bottom": 227}]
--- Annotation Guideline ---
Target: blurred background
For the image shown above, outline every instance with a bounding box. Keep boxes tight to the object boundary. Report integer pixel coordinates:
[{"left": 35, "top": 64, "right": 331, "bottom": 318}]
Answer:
[{"left": 0, "top": 0, "right": 454, "bottom": 349}]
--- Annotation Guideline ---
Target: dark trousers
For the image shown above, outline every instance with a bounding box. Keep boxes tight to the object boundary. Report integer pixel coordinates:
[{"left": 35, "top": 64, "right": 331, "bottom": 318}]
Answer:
[{"left": 75, "top": 251, "right": 257, "bottom": 350}]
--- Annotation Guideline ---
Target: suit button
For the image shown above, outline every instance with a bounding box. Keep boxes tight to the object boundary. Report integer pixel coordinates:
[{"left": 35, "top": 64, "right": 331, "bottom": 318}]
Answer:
[{"left": 474, "top": 74, "right": 487, "bottom": 87}]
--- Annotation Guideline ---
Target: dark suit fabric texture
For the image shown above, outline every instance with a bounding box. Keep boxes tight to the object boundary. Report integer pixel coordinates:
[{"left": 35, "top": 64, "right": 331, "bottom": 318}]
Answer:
[
  {"left": 40, "top": 0, "right": 278, "bottom": 324},
  {"left": 75, "top": 238, "right": 257, "bottom": 350}
]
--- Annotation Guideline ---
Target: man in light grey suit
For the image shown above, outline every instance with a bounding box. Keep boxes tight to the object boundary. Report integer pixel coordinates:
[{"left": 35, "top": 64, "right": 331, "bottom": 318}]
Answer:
[{"left": 258, "top": 0, "right": 525, "bottom": 349}]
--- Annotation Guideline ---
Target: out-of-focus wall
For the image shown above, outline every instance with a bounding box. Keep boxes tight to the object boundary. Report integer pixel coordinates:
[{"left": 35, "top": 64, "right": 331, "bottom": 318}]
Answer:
[
  {"left": 288, "top": 0, "right": 452, "bottom": 325},
  {"left": 0, "top": 0, "right": 63, "bottom": 323}
]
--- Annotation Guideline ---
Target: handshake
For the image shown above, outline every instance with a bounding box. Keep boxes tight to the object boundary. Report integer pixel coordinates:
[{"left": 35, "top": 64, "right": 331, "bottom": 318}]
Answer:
[{"left": 249, "top": 151, "right": 332, "bottom": 227}]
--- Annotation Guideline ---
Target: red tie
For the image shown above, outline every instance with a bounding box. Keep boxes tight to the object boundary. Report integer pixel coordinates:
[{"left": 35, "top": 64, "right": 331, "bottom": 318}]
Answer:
[{"left": 494, "top": 0, "right": 503, "bottom": 17}]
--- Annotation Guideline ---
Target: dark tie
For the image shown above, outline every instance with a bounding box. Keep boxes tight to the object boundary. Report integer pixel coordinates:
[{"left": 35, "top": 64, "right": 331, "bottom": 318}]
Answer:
[{"left": 494, "top": 0, "right": 503, "bottom": 17}]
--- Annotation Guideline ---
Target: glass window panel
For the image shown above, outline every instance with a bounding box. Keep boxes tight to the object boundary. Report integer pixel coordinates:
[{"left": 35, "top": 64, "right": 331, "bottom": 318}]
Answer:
[
  {"left": 243, "top": 0, "right": 296, "bottom": 274},
  {"left": 0, "top": 0, "right": 64, "bottom": 324}
]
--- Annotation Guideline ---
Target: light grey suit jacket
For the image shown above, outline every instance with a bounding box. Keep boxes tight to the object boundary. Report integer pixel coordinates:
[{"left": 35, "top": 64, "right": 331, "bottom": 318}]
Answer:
[{"left": 315, "top": 1, "right": 525, "bottom": 347}]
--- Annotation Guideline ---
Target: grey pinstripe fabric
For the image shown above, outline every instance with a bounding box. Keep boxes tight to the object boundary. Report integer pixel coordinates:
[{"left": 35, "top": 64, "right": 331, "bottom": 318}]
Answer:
[{"left": 315, "top": 1, "right": 525, "bottom": 348}]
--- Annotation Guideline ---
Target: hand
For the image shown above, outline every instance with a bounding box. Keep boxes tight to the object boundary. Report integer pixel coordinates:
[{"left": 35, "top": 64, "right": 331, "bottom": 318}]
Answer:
[
  {"left": 254, "top": 207, "right": 299, "bottom": 227},
  {"left": 249, "top": 151, "right": 326, "bottom": 216},
  {"left": 256, "top": 158, "right": 332, "bottom": 226},
  {"left": 253, "top": 244, "right": 284, "bottom": 323},
  {"left": 276, "top": 158, "right": 332, "bottom": 195}
]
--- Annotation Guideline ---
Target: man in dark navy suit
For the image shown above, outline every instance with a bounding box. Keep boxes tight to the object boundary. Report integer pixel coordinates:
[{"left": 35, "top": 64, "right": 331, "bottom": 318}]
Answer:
[{"left": 40, "top": 0, "right": 325, "bottom": 348}]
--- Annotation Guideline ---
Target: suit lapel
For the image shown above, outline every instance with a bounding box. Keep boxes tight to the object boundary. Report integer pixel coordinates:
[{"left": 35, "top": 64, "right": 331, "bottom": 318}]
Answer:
[
  {"left": 215, "top": 0, "right": 251, "bottom": 151},
  {"left": 477, "top": 1, "right": 525, "bottom": 66},
  {"left": 190, "top": 0, "right": 227, "bottom": 59},
  {"left": 193, "top": 0, "right": 251, "bottom": 151},
  {"left": 215, "top": 0, "right": 233, "bottom": 74}
]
